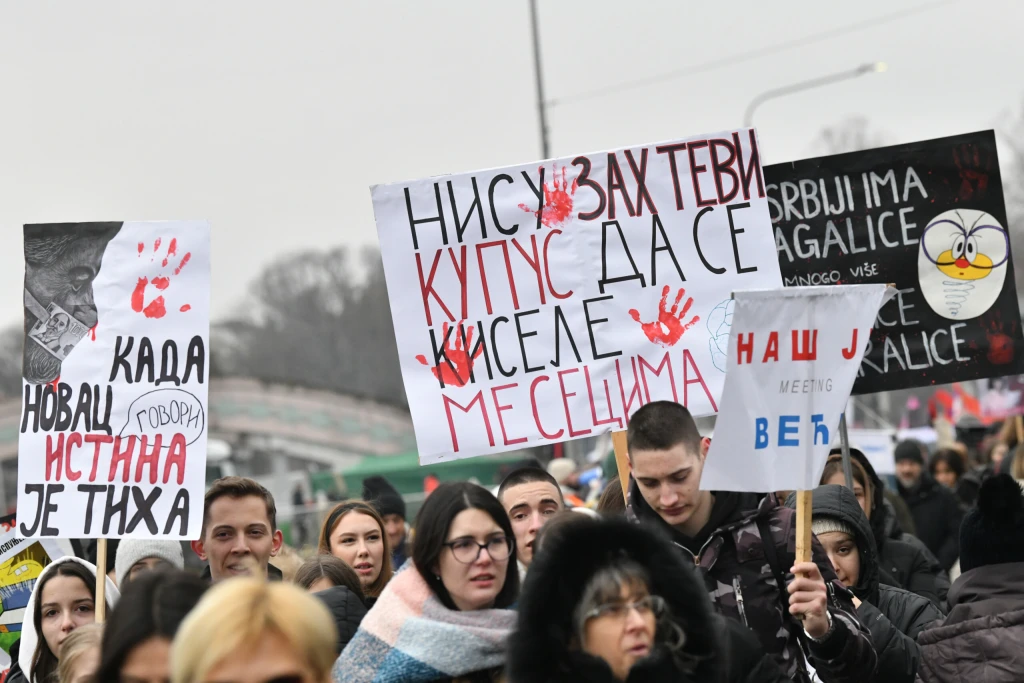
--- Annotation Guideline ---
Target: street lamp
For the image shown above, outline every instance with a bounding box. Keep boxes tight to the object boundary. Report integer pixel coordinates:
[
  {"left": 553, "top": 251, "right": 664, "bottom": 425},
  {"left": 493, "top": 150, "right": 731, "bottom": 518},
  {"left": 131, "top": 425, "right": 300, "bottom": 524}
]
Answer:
[{"left": 743, "top": 62, "right": 887, "bottom": 128}]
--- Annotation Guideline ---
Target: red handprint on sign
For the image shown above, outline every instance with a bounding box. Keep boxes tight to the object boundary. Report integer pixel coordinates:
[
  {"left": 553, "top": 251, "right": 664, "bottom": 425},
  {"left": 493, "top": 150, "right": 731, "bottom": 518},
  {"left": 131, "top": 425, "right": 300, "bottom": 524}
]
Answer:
[
  {"left": 952, "top": 143, "right": 991, "bottom": 200},
  {"left": 132, "top": 238, "right": 192, "bottom": 319},
  {"left": 415, "top": 321, "right": 484, "bottom": 387},
  {"left": 629, "top": 285, "right": 700, "bottom": 347},
  {"left": 518, "top": 165, "right": 578, "bottom": 228}
]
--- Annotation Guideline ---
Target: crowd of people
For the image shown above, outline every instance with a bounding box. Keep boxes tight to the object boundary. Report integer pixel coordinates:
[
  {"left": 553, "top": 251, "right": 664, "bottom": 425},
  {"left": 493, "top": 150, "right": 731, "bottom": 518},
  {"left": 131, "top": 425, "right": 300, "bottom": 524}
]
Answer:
[{"left": 3, "top": 400, "right": 1024, "bottom": 682}]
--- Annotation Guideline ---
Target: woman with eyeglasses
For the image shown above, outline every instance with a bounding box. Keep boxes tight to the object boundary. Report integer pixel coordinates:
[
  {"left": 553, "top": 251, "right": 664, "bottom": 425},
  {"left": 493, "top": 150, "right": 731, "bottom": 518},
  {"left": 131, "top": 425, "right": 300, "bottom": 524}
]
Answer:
[
  {"left": 509, "top": 516, "right": 788, "bottom": 683},
  {"left": 333, "top": 481, "right": 518, "bottom": 683}
]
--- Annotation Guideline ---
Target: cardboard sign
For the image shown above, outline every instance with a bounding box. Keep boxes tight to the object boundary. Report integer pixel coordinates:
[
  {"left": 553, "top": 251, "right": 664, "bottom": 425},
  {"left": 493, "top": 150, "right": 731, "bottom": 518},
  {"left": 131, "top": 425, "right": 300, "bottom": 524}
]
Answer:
[
  {"left": 766, "top": 131, "right": 1024, "bottom": 394},
  {"left": 0, "top": 514, "right": 67, "bottom": 669},
  {"left": 702, "top": 285, "right": 893, "bottom": 492},
  {"left": 372, "top": 130, "right": 783, "bottom": 463},
  {"left": 18, "top": 222, "right": 210, "bottom": 539}
]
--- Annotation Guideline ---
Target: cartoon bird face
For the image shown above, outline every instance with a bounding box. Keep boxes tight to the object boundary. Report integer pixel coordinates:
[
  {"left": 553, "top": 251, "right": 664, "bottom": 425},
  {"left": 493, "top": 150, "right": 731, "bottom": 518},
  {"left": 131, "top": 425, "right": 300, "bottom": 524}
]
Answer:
[{"left": 918, "top": 209, "right": 1009, "bottom": 320}]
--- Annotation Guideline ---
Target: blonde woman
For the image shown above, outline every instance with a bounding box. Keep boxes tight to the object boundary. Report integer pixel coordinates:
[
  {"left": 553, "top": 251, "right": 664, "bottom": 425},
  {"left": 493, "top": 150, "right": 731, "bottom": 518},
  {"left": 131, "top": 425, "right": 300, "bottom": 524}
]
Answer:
[
  {"left": 171, "top": 579, "right": 336, "bottom": 683},
  {"left": 57, "top": 623, "right": 102, "bottom": 683}
]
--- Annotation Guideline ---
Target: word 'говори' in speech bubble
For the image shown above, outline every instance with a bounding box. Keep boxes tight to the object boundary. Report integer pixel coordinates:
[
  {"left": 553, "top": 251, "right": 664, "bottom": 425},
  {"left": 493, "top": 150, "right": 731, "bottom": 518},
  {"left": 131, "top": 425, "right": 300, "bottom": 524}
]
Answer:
[{"left": 119, "top": 388, "right": 206, "bottom": 448}]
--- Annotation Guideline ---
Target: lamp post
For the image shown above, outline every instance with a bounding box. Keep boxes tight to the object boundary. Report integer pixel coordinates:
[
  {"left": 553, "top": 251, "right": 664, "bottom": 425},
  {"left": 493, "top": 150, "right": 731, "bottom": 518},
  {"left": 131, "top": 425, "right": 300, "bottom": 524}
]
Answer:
[{"left": 743, "top": 62, "right": 887, "bottom": 128}]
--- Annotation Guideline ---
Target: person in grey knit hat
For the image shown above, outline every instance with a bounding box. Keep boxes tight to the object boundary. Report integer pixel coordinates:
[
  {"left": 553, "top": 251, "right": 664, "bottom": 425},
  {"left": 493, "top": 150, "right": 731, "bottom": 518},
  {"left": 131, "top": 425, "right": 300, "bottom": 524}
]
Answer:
[{"left": 115, "top": 539, "right": 184, "bottom": 587}]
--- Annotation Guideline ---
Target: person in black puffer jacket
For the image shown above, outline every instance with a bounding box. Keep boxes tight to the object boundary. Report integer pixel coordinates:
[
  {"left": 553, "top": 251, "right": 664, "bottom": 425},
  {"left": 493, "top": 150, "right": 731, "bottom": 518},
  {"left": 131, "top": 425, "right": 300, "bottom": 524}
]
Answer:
[
  {"left": 822, "top": 448, "right": 949, "bottom": 610},
  {"left": 294, "top": 555, "right": 368, "bottom": 654},
  {"left": 507, "top": 514, "right": 788, "bottom": 683},
  {"left": 788, "top": 486, "right": 942, "bottom": 683}
]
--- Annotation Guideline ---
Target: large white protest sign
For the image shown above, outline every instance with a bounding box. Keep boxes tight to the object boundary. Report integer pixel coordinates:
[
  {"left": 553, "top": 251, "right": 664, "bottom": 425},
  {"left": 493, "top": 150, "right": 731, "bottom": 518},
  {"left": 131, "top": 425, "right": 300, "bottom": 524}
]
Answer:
[
  {"left": 372, "top": 130, "right": 782, "bottom": 463},
  {"left": 18, "top": 222, "right": 210, "bottom": 539},
  {"left": 702, "top": 285, "right": 894, "bottom": 492}
]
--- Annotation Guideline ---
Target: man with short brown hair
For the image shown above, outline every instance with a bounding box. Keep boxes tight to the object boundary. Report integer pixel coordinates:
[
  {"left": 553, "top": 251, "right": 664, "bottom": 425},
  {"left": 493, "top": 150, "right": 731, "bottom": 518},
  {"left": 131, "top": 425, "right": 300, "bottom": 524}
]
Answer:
[{"left": 191, "top": 476, "right": 283, "bottom": 582}]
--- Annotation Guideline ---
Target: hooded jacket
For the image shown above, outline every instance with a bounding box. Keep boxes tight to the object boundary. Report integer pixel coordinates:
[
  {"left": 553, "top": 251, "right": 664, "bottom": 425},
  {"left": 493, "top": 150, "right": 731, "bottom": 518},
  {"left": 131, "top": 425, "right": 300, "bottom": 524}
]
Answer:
[
  {"left": 789, "top": 486, "right": 942, "bottom": 683},
  {"left": 507, "top": 517, "right": 788, "bottom": 683},
  {"left": 7, "top": 556, "right": 120, "bottom": 683},
  {"left": 842, "top": 449, "right": 950, "bottom": 609},
  {"left": 917, "top": 562, "right": 1024, "bottom": 683},
  {"left": 626, "top": 485, "right": 877, "bottom": 683},
  {"left": 313, "top": 585, "right": 369, "bottom": 656}
]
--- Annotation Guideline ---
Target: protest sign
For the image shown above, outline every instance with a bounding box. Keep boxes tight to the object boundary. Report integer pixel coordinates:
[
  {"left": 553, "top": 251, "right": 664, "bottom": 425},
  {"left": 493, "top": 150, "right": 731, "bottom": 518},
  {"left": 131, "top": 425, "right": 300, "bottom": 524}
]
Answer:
[
  {"left": 702, "top": 285, "right": 894, "bottom": 492},
  {"left": 766, "top": 131, "right": 1024, "bottom": 394},
  {"left": 842, "top": 428, "right": 897, "bottom": 476},
  {"left": 0, "top": 513, "right": 68, "bottom": 670},
  {"left": 980, "top": 375, "right": 1024, "bottom": 421},
  {"left": 18, "top": 222, "right": 210, "bottom": 539},
  {"left": 372, "top": 130, "right": 782, "bottom": 463}
]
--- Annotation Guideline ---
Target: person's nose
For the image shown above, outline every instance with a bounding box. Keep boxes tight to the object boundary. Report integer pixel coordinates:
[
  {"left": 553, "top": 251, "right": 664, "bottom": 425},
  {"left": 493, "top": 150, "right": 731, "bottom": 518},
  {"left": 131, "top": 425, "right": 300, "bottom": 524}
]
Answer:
[
  {"left": 356, "top": 539, "right": 370, "bottom": 558},
  {"left": 230, "top": 535, "right": 250, "bottom": 555},
  {"left": 528, "top": 510, "right": 544, "bottom": 534},
  {"left": 473, "top": 544, "right": 495, "bottom": 567},
  {"left": 60, "top": 611, "right": 76, "bottom": 633},
  {"left": 659, "top": 486, "right": 679, "bottom": 507},
  {"left": 623, "top": 606, "right": 648, "bottom": 632}
]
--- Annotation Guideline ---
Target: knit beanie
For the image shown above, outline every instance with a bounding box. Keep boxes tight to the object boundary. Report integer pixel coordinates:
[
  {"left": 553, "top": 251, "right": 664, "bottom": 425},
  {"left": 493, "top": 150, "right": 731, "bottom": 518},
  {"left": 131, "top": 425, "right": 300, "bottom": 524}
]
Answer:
[
  {"left": 959, "top": 474, "right": 1024, "bottom": 573},
  {"left": 894, "top": 440, "right": 925, "bottom": 465},
  {"left": 811, "top": 516, "right": 856, "bottom": 540},
  {"left": 362, "top": 476, "right": 406, "bottom": 520},
  {"left": 115, "top": 539, "right": 184, "bottom": 587}
]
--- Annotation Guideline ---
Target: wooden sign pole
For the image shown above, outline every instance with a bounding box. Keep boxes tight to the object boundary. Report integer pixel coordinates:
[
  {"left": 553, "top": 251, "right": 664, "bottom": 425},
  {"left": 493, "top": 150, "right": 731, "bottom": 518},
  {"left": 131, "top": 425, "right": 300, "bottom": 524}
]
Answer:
[
  {"left": 95, "top": 537, "right": 107, "bottom": 623},
  {"left": 612, "top": 430, "right": 630, "bottom": 504},
  {"left": 795, "top": 490, "right": 813, "bottom": 565}
]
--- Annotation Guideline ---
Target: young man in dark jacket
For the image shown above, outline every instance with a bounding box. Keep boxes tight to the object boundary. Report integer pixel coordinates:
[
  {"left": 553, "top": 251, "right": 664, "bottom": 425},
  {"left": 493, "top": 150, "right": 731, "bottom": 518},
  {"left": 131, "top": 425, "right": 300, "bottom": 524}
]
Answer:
[
  {"left": 917, "top": 474, "right": 1024, "bottom": 683},
  {"left": 788, "top": 485, "right": 943, "bottom": 682},
  {"left": 624, "top": 401, "right": 878, "bottom": 683},
  {"left": 893, "top": 441, "right": 963, "bottom": 571}
]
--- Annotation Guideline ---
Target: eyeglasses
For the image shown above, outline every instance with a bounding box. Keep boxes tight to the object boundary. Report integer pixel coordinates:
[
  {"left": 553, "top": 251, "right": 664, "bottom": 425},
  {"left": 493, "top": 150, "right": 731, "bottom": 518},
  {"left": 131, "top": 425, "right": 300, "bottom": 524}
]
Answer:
[
  {"left": 442, "top": 536, "right": 513, "bottom": 564},
  {"left": 583, "top": 595, "right": 666, "bottom": 622}
]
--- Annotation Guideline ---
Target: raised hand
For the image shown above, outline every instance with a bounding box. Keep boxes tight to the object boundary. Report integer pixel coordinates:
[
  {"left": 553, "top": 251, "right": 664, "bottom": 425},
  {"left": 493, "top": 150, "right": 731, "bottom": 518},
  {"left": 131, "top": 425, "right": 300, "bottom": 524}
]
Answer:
[
  {"left": 628, "top": 285, "right": 700, "bottom": 347},
  {"left": 415, "top": 321, "right": 484, "bottom": 387},
  {"left": 132, "top": 238, "right": 192, "bottom": 319},
  {"left": 518, "top": 165, "right": 578, "bottom": 228}
]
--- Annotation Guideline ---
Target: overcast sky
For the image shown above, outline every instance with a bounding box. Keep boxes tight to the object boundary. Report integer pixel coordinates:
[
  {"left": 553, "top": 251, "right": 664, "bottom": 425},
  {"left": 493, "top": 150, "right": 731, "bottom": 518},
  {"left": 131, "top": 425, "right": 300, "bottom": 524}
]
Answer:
[{"left": 1, "top": 0, "right": 1021, "bottom": 327}]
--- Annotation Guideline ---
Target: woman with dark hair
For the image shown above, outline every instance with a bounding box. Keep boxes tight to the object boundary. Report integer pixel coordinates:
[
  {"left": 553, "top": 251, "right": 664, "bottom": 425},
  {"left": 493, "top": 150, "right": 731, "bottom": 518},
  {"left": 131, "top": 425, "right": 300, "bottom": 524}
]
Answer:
[
  {"left": 318, "top": 500, "right": 394, "bottom": 603},
  {"left": 929, "top": 449, "right": 966, "bottom": 495},
  {"left": 7, "top": 557, "right": 119, "bottom": 683},
  {"left": 95, "top": 569, "right": 207, "bottom": 683},
  {"left": 334, "top": 482, "right": 518, "bottom": 682},
  {"left": 294, "top": 555, "right": 368, "bottom": 656},
  {"left": 509, "top": 516, "right": 786, "bottom": 683}
]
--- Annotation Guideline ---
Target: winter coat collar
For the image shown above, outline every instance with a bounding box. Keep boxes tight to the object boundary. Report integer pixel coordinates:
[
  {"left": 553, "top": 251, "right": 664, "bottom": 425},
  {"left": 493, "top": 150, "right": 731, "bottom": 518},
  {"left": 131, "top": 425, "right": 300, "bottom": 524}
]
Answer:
[
  {"left": 945, "top": 562, "right": 1024, "bottom": 624},
  {"left": 507, "top": 517, "right": 722, "bottom": 683}
]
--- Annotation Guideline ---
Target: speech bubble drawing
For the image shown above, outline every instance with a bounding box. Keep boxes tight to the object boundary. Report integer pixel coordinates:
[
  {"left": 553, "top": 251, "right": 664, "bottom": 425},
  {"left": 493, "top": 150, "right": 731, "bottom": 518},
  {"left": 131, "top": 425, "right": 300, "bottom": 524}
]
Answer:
[{"left": 119, "top": 388, "right": 206, "bottom": 448}]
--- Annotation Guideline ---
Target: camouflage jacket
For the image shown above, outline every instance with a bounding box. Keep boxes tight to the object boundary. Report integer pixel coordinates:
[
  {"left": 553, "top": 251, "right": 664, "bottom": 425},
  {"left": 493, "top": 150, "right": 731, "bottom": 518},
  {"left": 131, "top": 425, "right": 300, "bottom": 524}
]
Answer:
[{"left": 626, "top": 485, "right": 877, "bottom": 683}]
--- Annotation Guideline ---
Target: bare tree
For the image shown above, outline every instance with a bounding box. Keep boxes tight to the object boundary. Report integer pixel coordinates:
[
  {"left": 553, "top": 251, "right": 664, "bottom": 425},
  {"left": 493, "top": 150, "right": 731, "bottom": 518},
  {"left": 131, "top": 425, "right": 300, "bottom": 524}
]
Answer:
[{"left": 213, "top": 246, "right": 406, "bottom": 407}]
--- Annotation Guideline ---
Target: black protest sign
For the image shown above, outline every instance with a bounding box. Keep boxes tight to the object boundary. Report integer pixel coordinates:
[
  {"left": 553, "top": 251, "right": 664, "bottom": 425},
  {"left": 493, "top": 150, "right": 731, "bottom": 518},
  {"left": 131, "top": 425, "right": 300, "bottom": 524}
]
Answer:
[{"left": 766, "top": 130, "right": 1024, "bottom": 394}]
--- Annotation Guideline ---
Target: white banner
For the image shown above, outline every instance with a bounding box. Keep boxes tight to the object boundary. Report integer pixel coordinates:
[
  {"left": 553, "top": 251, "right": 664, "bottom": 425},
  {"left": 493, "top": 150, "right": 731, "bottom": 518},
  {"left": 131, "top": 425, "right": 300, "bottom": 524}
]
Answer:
[
  {"left": 702, "top": 285, "right": 894, "bottom": 492},
  {"left": 372, "top": 130, "right": 782, "bottom": 463},
  {"left": 18, "top": 222, "right": 210, "bottom": 539}
]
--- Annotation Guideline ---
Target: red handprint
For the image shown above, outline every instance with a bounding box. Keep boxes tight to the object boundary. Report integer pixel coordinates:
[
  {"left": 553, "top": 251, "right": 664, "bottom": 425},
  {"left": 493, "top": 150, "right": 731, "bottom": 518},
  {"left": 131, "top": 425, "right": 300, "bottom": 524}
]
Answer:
[
  {"left": 415, "top": 321, "right": 483, "bottom": 387},
  {"left": 132, "top": 238, "right": 192, "bottom": 319},
  {"left": 629, "top": 285, "right": 700, "bottom": 347},
  {"left": 518, "top": 165, "right": 578, "bottom": 228},
  {"left": 952, "top": 143, "right": 991, "bottom": 200}
]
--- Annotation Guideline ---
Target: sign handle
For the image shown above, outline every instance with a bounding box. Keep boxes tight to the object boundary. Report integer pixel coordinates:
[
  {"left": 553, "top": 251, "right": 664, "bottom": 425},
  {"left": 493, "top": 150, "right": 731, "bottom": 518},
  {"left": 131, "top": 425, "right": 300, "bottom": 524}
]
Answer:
[
  {"left": 95, "top": 537, "right": 107, "bottom": 623},
  {"left": 838, "top": 413, "right": 855, "bottom": 491},
  {"left": 612, "top": 430, "right": 629, "bottom": 505},
  {"left": 795, "top": 489, "right": 813, "bottom": 565},
  {"left": 1016, "top": 415, "right": 1023, "bottom": 445}
]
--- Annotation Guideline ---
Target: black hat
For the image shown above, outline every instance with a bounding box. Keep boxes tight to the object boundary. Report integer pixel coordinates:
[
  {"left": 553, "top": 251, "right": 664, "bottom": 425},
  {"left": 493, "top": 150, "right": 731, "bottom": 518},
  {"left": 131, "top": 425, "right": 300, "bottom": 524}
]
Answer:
[
  {"left": 362, "top": 476, "right": 406, "bottom": 520},
  {"left": 959, "top": 474, "right": 1024, "bottom": 573},
  {"left": 894, "top": 440, "right": 925, "bottom": 465}
]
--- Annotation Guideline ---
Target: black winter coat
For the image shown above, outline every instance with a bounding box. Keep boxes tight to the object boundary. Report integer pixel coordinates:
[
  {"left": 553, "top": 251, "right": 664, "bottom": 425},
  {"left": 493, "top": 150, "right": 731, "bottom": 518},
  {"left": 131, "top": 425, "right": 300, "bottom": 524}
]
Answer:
[
  {"left": 896, "top": 476, "right": 963, "bottom": 571},
  {"left": 312, "top": 585, "right": 368, "bottom": 655},
  {"left": 795, "top": 485, "right": 943, "bottom": 683},
  {"left": 507, "top": 517, "right": 789, "bottom": 683},
  {"left": 844, "top": 449, "right": 950, "bottom": 609}
]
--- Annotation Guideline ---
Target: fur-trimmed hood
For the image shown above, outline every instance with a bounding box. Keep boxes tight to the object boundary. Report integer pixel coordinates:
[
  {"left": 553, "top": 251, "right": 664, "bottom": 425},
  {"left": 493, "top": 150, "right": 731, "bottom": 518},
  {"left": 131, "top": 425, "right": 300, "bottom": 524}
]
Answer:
[{"left": 507, "top": 517, "right": 722, "bottom": 683}]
